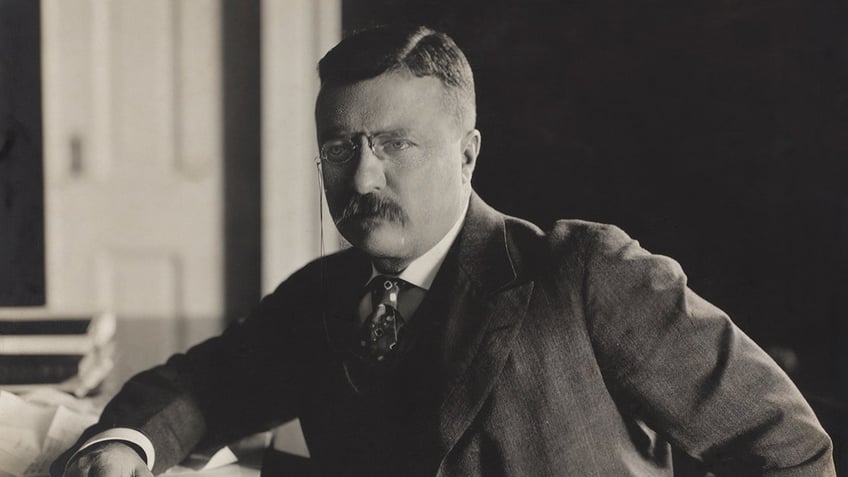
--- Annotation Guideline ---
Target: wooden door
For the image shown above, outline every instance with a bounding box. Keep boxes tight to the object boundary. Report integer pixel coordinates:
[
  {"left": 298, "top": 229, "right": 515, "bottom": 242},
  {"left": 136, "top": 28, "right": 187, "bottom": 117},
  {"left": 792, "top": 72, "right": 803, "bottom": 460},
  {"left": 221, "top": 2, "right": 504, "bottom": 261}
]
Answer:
[{"left": 41, "top": 0, "right": 224, "bottom": 320}]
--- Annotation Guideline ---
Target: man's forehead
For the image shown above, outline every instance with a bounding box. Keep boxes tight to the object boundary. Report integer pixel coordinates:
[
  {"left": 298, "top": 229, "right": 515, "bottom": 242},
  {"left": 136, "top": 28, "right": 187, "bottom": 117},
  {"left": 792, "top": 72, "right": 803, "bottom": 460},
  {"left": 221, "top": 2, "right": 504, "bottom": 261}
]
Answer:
[
  {"left": 315, "top": 73, "right": 453, "bottom": 138},
  {"left": 315, "top": 103, "right": 414, "bottom": 140}
]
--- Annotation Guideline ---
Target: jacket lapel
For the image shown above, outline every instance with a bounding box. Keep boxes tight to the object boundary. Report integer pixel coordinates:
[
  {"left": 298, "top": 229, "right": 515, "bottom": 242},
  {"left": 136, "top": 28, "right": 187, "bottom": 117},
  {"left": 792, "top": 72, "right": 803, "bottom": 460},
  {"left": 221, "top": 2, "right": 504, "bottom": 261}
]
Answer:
[{"left": 414, "top": 193, "right": 536, "bottom": 472}]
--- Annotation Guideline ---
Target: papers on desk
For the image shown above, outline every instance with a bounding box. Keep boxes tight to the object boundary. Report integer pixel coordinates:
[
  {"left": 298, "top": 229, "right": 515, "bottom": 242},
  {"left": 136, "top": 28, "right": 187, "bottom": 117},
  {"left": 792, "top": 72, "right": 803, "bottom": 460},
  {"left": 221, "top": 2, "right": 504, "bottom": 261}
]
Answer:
[
  {"left": 0, "top": 390, "right": 97, "bottom": 476},
  {"left": 0, "top": 387, "right": 265, "bottom": 477},
  {"left": 168, "top": 433, "right": 270, "bottom": 474},
  {"left": 167, "top": 447, "right": 239, "bottom": 474}
]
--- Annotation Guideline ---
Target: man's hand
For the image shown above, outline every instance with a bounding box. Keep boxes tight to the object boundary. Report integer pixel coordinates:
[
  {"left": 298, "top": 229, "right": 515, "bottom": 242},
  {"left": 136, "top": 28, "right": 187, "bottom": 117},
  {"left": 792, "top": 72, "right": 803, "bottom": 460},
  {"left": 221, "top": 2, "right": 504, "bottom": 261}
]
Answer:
[{"left": 62, "top": 442, "right": 152, "bottom": 477}]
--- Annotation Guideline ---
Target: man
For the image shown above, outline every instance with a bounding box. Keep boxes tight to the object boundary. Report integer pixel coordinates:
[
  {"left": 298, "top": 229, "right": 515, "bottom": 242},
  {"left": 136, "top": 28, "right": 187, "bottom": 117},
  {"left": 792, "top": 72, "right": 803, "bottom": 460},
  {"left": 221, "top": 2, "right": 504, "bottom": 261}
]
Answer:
[{"left": 54, "top": 25, "right": 834, "bottom": 476}]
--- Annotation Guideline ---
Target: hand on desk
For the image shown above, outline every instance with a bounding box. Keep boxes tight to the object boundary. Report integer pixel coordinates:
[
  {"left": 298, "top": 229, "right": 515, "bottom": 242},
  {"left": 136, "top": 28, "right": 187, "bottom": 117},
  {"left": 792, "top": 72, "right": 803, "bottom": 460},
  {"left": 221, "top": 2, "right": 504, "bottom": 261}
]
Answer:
[{"left": 63, "top": 442, "right": 152, "bottom": 477}]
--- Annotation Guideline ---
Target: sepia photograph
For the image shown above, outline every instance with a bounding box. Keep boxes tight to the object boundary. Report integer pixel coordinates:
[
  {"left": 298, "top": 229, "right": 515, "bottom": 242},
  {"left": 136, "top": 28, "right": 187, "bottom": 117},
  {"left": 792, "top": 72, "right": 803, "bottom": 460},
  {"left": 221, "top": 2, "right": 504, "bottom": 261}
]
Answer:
[{"left": 0, "top": 0, "right": 845, "bottom": 475}]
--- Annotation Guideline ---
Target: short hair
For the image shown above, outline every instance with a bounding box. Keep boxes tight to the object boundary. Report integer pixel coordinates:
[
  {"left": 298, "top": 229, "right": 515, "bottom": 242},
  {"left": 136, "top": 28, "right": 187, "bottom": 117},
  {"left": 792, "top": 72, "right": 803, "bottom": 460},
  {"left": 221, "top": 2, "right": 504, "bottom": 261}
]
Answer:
[{"left": 318, "top": 25, "right": 476, "bottom": 128}]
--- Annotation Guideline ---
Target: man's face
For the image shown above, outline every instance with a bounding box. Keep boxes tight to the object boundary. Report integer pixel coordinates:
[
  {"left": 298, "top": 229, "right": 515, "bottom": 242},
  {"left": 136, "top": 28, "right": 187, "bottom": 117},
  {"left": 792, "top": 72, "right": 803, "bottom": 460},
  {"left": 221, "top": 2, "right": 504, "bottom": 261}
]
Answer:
[{"left": 316, "top": 71, "right": 479, "bottom": 271}]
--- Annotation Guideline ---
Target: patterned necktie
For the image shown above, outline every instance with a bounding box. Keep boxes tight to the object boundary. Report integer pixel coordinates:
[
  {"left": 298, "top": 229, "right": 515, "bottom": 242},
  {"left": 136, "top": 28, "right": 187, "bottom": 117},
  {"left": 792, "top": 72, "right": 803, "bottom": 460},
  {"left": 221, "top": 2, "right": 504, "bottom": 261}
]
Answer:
[{"left": 359, "top": 276, "right": 407, "bottom": 362}]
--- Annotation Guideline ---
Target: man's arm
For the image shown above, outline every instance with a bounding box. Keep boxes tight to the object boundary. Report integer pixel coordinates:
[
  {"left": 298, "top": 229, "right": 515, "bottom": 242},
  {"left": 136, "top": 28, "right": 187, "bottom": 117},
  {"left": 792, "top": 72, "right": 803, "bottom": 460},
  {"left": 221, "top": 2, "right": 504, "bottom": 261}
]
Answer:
[
  {"left": 51, "top": 271, "right": 317, "bottom": 476},
  {"left": 583, "top": 224, "right": 834, "bottom": 475}
]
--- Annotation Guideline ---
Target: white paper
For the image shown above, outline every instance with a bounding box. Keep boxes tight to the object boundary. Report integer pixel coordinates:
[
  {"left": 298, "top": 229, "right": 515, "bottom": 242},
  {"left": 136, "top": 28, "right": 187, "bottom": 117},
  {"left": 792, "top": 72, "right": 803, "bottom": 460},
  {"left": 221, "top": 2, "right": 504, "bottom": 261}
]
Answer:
[{"left": 0, "top": 391, "right": 97, "bottom": 477}]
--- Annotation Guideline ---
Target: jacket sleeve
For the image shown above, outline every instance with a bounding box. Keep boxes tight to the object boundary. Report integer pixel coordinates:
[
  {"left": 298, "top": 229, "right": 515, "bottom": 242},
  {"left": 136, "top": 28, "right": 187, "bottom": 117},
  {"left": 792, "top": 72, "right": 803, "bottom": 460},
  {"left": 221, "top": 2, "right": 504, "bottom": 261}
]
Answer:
[
  {"left": 51, "top": 272, "right": 317, "bottom": 476},
  {"left": 582, "top": 224, "right": 835, "bottom": 476}
]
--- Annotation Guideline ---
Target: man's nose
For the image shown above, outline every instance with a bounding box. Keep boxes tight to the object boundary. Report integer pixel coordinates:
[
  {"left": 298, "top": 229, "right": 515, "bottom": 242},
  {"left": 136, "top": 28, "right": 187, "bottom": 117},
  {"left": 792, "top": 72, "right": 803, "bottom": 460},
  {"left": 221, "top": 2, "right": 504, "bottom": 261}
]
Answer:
[{"left": 351, "top": 139, "right": 386, "bottom": 194}]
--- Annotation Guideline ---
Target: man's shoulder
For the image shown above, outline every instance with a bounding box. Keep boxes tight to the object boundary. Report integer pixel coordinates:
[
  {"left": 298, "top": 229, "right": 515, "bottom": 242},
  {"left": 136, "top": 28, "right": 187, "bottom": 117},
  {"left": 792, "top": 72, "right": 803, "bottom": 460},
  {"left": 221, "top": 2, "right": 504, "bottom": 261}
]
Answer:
[
  {"left": 503, "top": 214, "right": 633, "bottom": 263},
  {"left": 266, "top": 247, "right": 365, "bottom": 298}
]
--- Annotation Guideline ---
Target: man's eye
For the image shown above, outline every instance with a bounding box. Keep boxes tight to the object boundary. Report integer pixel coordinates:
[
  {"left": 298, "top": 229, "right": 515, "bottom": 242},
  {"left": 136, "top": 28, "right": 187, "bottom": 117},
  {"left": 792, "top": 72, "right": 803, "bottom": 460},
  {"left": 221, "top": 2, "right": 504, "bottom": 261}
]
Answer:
[
  {"left": 323, "top": 143, "right": 352, "bottom": 161},
  {"left": 382, "top": 140, "right": 411, "bottom": 152}
]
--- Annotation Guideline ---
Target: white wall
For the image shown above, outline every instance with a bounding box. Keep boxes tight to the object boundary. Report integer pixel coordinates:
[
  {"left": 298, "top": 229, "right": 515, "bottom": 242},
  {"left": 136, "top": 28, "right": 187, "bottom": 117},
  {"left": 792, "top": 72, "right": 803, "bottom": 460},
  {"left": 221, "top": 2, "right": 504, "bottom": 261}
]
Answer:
[{"left": 261, "top": 0, "right": 342, "bottom": 294}]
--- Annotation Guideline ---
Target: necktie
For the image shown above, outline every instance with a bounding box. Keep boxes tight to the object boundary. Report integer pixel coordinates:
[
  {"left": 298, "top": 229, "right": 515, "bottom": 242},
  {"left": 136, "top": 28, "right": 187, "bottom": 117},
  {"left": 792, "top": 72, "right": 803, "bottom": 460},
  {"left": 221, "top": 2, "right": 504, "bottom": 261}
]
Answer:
[{"left": 360, "top": 276, "right": 407, "bottom": 362}]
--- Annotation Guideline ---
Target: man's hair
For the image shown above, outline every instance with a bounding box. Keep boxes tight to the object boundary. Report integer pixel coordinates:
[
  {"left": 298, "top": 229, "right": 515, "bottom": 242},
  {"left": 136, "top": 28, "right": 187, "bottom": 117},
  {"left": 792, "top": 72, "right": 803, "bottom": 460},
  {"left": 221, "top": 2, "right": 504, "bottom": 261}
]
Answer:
[{"left": 318, "top": 25, "right": 476, "bottom": 128}]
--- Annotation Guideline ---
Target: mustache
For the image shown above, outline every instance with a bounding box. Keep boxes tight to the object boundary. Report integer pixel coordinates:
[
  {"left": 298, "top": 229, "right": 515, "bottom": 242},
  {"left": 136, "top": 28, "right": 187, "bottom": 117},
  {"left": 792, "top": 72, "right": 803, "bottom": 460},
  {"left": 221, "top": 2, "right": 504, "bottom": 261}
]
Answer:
[{"left": 335, "top": 194, "right": 408, "bottom": 226}]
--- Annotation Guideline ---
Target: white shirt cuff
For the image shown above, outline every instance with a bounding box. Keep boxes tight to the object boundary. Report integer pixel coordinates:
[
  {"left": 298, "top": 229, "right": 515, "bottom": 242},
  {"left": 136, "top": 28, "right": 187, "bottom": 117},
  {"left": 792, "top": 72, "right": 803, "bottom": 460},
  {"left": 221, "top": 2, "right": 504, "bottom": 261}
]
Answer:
[{"left": 67, "top": 428, "right": 155, "bottom": 471}]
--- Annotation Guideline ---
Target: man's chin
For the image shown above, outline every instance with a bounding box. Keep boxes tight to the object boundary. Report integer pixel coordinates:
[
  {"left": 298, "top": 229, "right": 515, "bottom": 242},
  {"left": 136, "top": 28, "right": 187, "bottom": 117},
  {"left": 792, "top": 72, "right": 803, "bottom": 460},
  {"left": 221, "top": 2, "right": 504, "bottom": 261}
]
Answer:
[{"left": 341, "top": 223, "right": 409, "bottom": 260}]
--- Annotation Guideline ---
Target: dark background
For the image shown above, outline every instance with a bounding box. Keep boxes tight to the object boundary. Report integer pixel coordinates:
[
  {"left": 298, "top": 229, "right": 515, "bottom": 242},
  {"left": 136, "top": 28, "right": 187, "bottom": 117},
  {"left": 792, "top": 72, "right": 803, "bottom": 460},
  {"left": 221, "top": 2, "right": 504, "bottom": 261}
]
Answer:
[
  {"left": 0, "top": 0, "right": 45, "bottom": 306},
  {"left": 346, "top": 0, "right": 848, "bottom": 472}
]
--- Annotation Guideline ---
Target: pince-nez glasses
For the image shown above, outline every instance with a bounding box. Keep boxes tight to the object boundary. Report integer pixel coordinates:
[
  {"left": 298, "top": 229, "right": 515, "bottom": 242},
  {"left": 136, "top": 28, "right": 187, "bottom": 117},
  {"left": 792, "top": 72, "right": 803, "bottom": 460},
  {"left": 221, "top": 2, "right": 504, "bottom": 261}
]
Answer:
[{"left": 319, "top": 133, "right": 414, "bottom": 165}]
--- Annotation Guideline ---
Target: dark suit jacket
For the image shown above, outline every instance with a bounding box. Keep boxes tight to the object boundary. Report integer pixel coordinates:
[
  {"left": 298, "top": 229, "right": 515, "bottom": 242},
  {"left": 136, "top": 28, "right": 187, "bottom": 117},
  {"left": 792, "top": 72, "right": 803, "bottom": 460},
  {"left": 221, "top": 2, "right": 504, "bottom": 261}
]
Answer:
[{"left": 54, "top": 193, "right": 834, "bottom": 476}]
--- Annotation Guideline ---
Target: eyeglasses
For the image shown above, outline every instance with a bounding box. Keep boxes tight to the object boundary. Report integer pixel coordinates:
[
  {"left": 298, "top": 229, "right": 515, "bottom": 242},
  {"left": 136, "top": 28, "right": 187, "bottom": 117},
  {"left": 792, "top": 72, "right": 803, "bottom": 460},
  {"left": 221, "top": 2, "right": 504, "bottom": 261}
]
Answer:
[{"left": 319, "top": 133, "right": 415, "bottom": 165}]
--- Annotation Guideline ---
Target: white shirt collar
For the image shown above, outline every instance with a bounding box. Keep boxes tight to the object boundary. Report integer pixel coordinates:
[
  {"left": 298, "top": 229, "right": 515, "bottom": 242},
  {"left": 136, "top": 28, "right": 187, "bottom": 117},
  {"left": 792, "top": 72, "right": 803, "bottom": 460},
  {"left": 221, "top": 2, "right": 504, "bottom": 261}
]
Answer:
[{"left": 367, "top": 196, "right": 469, "bottom": 291}]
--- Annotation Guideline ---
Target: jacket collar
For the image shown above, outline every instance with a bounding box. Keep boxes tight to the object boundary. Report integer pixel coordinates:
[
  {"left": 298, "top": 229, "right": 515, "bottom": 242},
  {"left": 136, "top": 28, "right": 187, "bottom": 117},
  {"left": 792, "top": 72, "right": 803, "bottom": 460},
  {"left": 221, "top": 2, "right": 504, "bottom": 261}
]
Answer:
[{"left": 453, "top": 191, "right": 519, "bottom": 294}]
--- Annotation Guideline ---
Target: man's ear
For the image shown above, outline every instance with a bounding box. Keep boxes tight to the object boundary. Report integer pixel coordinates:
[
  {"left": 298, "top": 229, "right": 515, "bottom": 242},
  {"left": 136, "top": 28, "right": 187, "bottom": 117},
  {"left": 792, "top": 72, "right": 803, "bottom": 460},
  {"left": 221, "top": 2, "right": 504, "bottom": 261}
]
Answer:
[{"left": 460, "top": 129, "right": 481, "bottom": 185}]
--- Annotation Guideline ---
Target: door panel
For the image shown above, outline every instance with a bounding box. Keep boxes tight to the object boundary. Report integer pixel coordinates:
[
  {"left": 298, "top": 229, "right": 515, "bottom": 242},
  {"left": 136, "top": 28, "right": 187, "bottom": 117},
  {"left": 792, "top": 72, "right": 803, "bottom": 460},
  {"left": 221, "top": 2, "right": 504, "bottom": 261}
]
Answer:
[{"left": 42, "top": 0, "right": 223, "bottom": 320}]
